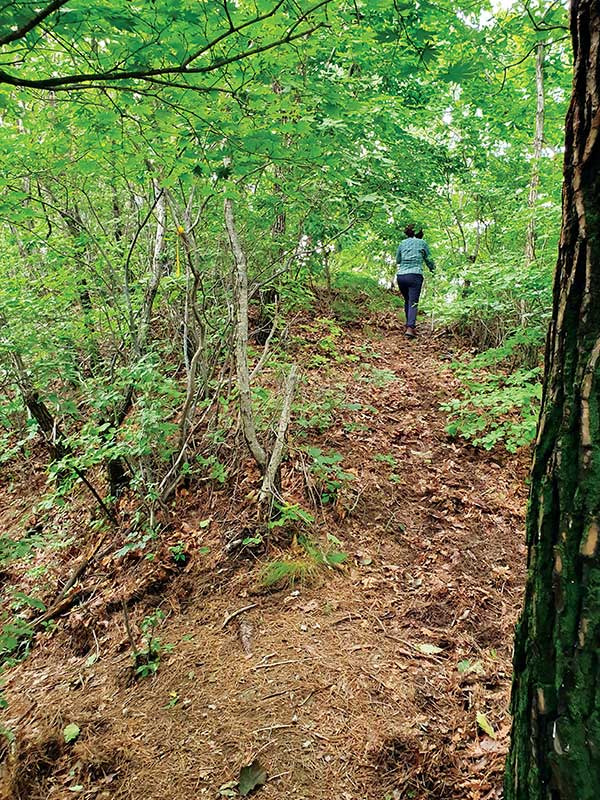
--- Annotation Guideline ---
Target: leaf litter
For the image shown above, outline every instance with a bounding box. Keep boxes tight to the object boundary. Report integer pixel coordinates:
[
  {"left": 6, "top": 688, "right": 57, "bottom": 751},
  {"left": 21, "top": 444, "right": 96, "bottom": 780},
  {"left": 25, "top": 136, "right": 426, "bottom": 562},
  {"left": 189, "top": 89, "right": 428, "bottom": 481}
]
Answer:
[{"left": 0, "top": 307, "right": 529, "bottom": 800}]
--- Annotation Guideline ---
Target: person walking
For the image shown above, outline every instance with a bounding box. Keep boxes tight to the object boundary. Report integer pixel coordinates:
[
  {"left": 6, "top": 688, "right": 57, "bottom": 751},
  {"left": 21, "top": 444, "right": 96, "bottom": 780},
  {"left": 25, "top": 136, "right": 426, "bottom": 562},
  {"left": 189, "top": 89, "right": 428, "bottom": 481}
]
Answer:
[{"left": 395, "top": 225, "right": 435, "bottom": 337}]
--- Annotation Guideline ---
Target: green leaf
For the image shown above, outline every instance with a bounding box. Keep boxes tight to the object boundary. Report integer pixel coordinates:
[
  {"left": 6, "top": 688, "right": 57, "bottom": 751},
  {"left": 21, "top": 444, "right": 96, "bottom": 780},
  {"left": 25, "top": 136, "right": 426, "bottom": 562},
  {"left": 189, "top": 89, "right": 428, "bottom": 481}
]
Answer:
[
  {"left": 442, "top": 63, "right": 479, "bottom": 84},
  {"left": 12, "top": 591, "right": 46, "bottom": 611},
  {"left": 358, "top": 193, "right": 382, "bottom": 204},
  {"left": 325, "top": 551, "right": 347, "bottom": 565},
  {"left": 238, "top": 759, "right": 267, "bottom": 796},
  {"left": 458, "top": 659, "right": 485, "bottom": 676},
  {"left": 419, "top": 43, "right": 439, "bottom": 67},
  {"left": 476, "top": 711, "right": 496, "bottom": 739},
  {"left": 218, "top": 782, "right": 238, "bottom": 798},
  {"left": 63, "top": 723, "right": 80, "bottom": 743},
  {"left": 416, "top": 643, "right": 443, "bottom": 655}
]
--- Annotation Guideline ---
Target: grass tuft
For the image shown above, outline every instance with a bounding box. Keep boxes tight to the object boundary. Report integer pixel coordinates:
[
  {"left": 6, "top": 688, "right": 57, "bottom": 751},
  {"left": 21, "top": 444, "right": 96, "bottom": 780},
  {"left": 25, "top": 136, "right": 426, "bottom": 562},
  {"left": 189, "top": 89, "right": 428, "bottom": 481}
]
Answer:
[{"left": 258, "top": 536, "right": 347, "bottom": 591}]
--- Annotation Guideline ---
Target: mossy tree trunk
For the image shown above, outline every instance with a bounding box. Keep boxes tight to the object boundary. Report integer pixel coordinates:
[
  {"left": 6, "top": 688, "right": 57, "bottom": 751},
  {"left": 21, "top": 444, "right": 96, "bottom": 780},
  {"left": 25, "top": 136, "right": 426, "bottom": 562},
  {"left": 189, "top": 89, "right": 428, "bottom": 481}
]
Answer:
[{"left": 505, "top": 2, "right": 600, "bottom": 798}]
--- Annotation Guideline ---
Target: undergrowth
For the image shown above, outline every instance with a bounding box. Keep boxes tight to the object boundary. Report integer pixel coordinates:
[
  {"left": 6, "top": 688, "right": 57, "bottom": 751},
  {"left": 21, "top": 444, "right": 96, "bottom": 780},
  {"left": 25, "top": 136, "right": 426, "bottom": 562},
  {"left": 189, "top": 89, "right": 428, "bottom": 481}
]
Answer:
[
  {"left": 427, "top": 256, "right": 551, "bottom": 354},
  {"left": 442, "top": 329, "right": 543, "bottom": 452}
]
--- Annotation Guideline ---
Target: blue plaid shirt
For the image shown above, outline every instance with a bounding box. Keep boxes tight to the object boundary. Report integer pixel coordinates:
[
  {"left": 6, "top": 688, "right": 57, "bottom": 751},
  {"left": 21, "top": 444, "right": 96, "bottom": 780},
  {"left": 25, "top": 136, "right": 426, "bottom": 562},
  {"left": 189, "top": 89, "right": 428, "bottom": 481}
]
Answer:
[{"left": 396, "top": 237, "right": 435, "bottom": 276}]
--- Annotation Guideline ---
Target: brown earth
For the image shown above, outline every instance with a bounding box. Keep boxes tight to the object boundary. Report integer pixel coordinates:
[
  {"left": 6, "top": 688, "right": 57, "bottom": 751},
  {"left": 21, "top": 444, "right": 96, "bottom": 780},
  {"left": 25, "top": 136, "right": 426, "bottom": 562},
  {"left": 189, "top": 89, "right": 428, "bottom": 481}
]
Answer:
[{"left": 0, "top": 310, "right": 529, "bottom": 800}]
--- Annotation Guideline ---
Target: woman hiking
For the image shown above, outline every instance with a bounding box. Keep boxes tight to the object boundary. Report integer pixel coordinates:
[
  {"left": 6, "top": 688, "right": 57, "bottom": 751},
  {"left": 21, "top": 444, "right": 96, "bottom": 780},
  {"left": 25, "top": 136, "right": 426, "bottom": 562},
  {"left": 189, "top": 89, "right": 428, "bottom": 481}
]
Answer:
[{"left": 395, "top": 225, "right": 436, "bottom": 337}]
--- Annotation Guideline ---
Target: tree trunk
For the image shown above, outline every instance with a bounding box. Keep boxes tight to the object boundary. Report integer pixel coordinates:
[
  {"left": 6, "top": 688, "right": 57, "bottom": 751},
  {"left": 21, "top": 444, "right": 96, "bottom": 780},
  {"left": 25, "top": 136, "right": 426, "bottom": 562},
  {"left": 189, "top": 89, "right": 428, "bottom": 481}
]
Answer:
[
  {"left": 505, "top": 2, "right": 600, "bottom": 798},
  {"left": 258, "top": 364, "right": 298, "bottom": 517},
  {"left": 224, "top": 196, "right": 267, "bottom": 472},
  {"left": 525, "top": 41, "right": 546, "bottom": 264},
  {"left": 135, "top": 178, "right": 166, "bottom": 353}
]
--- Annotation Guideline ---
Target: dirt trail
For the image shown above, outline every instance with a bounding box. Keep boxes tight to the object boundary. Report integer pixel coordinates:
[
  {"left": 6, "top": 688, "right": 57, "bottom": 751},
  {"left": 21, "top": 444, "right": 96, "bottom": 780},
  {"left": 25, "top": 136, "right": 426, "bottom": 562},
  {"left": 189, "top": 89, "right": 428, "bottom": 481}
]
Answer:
[{"left": 1, "top": 316, "right": 529, "bottom": 800}]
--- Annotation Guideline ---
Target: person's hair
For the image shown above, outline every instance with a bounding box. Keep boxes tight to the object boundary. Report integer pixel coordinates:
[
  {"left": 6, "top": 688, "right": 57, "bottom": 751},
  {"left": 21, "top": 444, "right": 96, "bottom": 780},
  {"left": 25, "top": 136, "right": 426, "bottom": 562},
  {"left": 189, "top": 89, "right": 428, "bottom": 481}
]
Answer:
[
  {"left": 404, "top": 225, "right": 415, "bottom": 237},
  {"left": 416, "top": 229, "right": 424, "bottom": 239}
]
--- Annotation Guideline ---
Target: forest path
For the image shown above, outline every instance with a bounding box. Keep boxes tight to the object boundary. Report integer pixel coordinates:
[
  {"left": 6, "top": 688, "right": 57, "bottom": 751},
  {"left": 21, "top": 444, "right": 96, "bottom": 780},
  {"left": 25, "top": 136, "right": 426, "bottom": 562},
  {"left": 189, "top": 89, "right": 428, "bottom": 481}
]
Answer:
[{"left": 2, "top": 315, "right": 529, "bottom": 800}]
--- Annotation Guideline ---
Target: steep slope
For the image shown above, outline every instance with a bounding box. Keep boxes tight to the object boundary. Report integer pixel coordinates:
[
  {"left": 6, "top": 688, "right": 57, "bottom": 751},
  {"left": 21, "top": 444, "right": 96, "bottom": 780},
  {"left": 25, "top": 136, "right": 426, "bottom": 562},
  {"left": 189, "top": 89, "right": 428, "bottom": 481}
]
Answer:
[{"left": 1, "top": 309, "right": 528, "bottom": 800}]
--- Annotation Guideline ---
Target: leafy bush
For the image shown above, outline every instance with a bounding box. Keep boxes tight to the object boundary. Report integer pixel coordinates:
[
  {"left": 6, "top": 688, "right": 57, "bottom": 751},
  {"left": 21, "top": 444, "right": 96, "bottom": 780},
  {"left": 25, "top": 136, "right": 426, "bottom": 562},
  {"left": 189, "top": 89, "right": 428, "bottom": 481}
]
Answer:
[
  {"left": 442, "top": 349, "right": 542, "bottom": 453},
  {"left": 428, "top": 256, "right": 552, "bottom": 354}
]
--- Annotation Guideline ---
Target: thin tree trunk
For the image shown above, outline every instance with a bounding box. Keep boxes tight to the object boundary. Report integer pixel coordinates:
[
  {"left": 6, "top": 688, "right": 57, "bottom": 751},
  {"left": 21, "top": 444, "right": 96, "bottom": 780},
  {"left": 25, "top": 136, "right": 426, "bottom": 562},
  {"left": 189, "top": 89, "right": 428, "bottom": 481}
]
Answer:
[
  {"left": 224, "top": 197, "right": 267, "bottom": 471},
  {"left": 136, "top": 178, "right": 166, "bottom": 352},
  {"left": 525, "top": 41, "right": 546, "bottom": 264},
  {"left": 258, "top": 364, "right": 298, "bottom": 516},
  {"left": 7, "top": 348, "right": 117, "bottom": 525},
  {"left": 505, "top": 2, "right": 600, "bottom": 798},
  {"left": 106, "top": 180, "right": 166, "bottom": 494}
]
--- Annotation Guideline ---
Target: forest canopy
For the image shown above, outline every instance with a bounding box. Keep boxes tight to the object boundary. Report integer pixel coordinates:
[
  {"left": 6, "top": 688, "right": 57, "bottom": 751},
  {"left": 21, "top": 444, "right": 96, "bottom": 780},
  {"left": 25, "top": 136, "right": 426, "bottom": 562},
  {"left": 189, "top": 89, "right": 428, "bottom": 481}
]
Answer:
[{"left": 0, "top": 0, "right": 570, "bottom": 466}]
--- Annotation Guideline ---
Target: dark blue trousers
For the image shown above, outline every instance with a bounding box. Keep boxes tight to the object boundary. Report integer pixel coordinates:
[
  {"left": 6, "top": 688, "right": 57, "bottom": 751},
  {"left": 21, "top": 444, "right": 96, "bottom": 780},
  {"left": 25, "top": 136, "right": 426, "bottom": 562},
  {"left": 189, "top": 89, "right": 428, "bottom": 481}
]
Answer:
[{"left": 396, "top": 273, "right": 424, "bottom": 328}]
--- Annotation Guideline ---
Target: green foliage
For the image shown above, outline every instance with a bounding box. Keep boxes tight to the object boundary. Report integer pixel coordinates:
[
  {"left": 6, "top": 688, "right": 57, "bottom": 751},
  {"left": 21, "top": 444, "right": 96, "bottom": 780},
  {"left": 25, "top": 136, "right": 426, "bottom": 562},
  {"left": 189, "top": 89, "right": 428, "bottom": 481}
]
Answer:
[
  {"left": 115, "top": 524, "right": 159, "bottom": 559},
  {"left": 0, "top": 533, "right": 38, "bottom": 565},
  {"left": 195, "top": 454, "right": 228, "bottom": 484},
  {"left": 300, "top": 535, "right": 348, "bottom": 568},
  {"left": 0, "top": 0, "right": 571, "bottom": 709},
  {"left": 294, "top": 387, "right": 357, "bottom": 435},
  {"left": 300, "top": 317, "right": 346, "bottom": 367},
  {"left": 169, "top": 542, "right": 187, "bottom": 565},
  {"left": 240, "top": 503, "right": 314, "bottom": 551},
  {"left": 0, "top": 0, "right": 568, "bottom": 533},
  {"left": 133, "top": 610, "right": 173, "bottom": 679},
  {"left": 0, "top": 614, "right": 35, "bottom": 665},
  {"left": 0, "top": 420, "right": 38, "bottom": 465},
  {"left": 443, "top": 366, "right": 542, "bottom": 453},
  {"left": 331, "top": 272, "right": 402, "bottom": 313},
  {"left": 304, "top": 446, "right": 354, "bottom": 504},
  {"left": 374, "top": 453, "right": 398, "bottom": 469},
  {"left": 259, "top": 558, "right": 320, "bottom": 590},
  {"left": 268, "top": 503, "right": 315, "bottom": 531},
  {"left": 10, "top": 591, "right": 45, "bottom": 612},
  {"left": 355, "top": 364, "right": 398, "bottom": 387},
  {"left": 442, "top": 328, "right": 545, "bottom": 452},
  {"left": 63, "top": 723, "right": 81, "bottom": 744},
  {"left": 429, "top": 259, "right": 552, "bottom": 354}
]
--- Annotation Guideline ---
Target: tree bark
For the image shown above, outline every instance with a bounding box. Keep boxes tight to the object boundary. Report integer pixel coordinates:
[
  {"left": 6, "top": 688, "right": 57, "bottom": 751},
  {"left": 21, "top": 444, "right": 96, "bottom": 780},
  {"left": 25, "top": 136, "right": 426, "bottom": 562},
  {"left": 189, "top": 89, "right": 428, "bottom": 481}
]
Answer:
[
  {"left": 505, "top": 2, "right": 600, "bottom": 798},
  {"left": 136, "top": 178, "right": 166, "bottom": 353},
  {"left": 258, "top": 364, "right": 298, "bottom": 516},
  {"left": 8, "top": 349, "right": 118, "bottom": 525},
  {"left": 224, "top": 196, "right": 267, "bottom": 471}
]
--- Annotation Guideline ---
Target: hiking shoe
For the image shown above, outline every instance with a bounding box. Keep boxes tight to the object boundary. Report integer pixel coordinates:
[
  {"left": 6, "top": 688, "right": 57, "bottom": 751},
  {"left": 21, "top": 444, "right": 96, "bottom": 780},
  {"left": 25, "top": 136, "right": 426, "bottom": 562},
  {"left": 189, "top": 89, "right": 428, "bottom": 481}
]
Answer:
[{"left": 405, "top": 326, "right": 416, "bottom": 338}]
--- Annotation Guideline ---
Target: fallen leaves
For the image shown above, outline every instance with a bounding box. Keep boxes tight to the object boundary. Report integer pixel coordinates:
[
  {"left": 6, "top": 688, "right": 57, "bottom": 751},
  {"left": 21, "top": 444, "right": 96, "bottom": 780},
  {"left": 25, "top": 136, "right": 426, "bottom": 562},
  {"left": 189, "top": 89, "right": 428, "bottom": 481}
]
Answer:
[
  {"left": 238, "top": 760, "right": 268, "bottom": 796},
  {"left": 476, "top": 711, "right": 496, "bottom": 739},
  {"left": 415, "top": 643, "right": 444, "bottom": 656}
]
